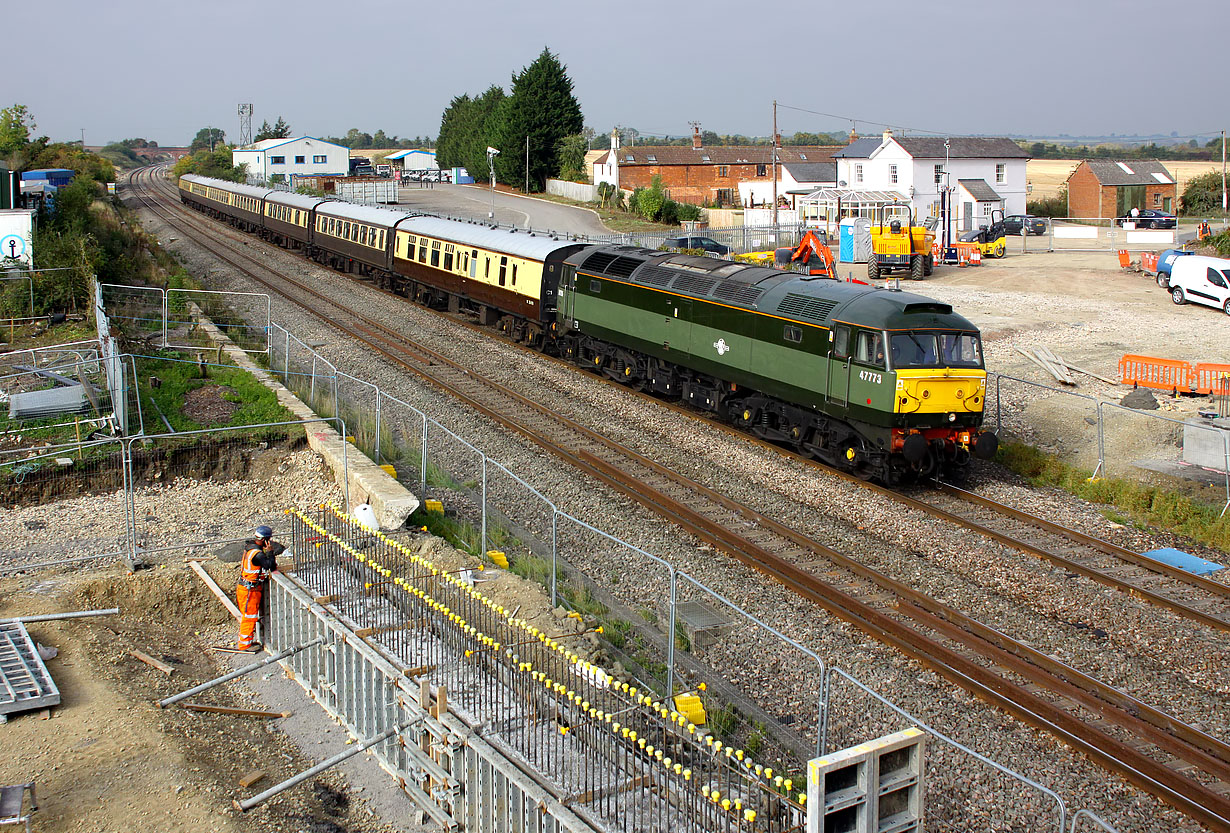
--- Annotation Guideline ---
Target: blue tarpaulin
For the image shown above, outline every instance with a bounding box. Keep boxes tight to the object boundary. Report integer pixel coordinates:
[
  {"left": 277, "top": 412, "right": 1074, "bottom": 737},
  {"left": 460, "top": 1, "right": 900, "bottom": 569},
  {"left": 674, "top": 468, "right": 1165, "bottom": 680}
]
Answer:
[{"left": 1143, "top": 548, "right": 1225, "bottom": 576}]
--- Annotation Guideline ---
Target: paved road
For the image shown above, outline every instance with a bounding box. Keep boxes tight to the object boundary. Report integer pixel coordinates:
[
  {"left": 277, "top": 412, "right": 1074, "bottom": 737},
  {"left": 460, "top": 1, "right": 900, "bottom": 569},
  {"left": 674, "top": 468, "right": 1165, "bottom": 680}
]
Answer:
[{"left": 395, "top": 182, "right": 611, "bottom": 238}]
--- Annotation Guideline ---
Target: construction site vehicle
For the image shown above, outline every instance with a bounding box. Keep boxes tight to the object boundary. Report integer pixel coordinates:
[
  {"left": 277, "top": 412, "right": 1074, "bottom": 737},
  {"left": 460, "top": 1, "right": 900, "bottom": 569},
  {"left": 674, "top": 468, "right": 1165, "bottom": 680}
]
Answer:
[
  {"left": 868, "top": 202, "right": 935, "bottom": 281},
  {"left": 958, "top": 209, "right": 1008, "bottom": 258},
  {"left": 774, "top": 229, "right": 836, "bottom": 278}
]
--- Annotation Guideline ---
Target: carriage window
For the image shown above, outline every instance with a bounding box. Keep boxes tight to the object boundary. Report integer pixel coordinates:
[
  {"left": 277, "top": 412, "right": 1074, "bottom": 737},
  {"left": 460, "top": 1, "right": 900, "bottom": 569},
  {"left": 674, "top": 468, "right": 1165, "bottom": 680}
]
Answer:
[
  {"left": 499, "top": 256, "right": 508, "bottom": 286},
  {"left": 485, "top": 258, "right": 490, "bottom": 278},
  {"left": 855, "top": 331, "right": 885, "bottom": 367},
  {"left": 419, "top": 241, "right": 427, "bottom": 262},
  {"left": 511, "top": 264, "right": 517, "bottom": 286},
  {"left": 443, "top": 249, "right": 453, "bottom": 271},
  {"left": 360, "top": 227, "right": 368, "bottom": 245},
  {"left": 783, "top": 325, "right": 803, "bottom": 344}
]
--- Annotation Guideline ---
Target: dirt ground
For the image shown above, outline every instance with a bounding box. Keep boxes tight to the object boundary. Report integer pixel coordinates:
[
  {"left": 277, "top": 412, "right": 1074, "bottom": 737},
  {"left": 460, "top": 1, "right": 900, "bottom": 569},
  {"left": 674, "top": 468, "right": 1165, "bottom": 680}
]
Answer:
[
  {"left": 1027, "top": 158, "right": 1221, "bottom": 200},
  {"left": 0, "top": 563, "right": 409, "bottom": 833},
  {"left": 0, "top": 530, "right": 591, "bottom": 833}
]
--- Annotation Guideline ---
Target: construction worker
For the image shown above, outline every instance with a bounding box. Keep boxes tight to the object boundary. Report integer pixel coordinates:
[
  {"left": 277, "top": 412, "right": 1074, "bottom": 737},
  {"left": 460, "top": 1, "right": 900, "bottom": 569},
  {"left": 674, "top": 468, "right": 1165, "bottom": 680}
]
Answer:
[{"left": 236, "top": 525, "right": 281, "bottom": 651}]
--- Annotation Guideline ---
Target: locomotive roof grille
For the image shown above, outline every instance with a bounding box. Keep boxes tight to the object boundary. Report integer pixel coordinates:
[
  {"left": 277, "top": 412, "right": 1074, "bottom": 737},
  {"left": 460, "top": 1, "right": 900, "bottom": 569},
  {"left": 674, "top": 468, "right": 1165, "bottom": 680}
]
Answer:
[
  {"left": 582, "top": 252, "right": 619, "bottom": 272},
  {"left": 671, "top": 274, "right": 718, "bottom": 296},
  {"left": 606, "top": 256, "right": 643, "bottom": 278},
  {"left": 779, "top": 293, "right": 838, "bottom": 322},
  {"left": 712, "top": 282, "right": 764, "bottom": 305},
  {"left": 636, "top": 265, "right": 676, "bottom": 287}
]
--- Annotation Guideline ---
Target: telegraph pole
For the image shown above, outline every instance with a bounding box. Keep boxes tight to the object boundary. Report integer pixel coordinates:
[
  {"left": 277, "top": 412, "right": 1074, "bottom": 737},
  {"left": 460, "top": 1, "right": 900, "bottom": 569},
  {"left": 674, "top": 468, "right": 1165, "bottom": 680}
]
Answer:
[
  {"left": 1222, "top": 129, "right": 1226, "bottom": 214},
  {"left": 771, "top": 100, "right": 778, "bottom": 226}
]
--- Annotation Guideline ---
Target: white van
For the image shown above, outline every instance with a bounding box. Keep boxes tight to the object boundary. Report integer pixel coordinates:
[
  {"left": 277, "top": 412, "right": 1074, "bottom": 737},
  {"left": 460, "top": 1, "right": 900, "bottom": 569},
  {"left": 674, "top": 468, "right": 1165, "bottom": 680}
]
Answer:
[{"left": 1168, "top": 255, "right": 1230, "bottom": 315}]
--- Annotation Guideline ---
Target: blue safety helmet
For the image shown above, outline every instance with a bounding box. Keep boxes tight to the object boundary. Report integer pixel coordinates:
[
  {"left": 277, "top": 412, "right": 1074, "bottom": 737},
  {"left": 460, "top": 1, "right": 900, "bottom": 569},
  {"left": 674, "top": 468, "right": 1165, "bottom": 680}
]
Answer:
[{"left": 255, "top": 525, "right": 273, "bottom": 540}]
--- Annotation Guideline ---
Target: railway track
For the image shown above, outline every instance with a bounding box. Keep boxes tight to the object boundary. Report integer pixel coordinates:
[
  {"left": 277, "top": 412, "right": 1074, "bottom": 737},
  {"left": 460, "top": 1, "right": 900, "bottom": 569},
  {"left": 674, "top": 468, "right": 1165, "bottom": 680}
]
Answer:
[{"left": 128, "top": 167, "right": 1230, "bottom": 830}]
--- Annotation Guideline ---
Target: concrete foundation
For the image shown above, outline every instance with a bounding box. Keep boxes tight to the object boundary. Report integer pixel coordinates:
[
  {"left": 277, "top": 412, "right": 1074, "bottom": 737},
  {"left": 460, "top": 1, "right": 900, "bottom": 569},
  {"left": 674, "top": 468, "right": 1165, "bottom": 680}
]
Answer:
[{"left": 1182, "top": 418, "right": 1230, "bottom": 473}]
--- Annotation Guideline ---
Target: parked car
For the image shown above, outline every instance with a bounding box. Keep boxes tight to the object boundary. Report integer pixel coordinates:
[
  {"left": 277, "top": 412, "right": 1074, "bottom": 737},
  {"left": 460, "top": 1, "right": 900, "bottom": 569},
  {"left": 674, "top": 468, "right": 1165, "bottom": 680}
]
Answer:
[
  {"left": 662, "top": 235, "right": 730, "bottom": 255},
  {"left": 1002, "top": 214, "right": 1048, "bottom": 235},
  {"left": 1115, "top": 209, "right": 1176, "bottom": 229},
  {"left": 1168, "top": 255, "right": 1230, "bottom": 314}
]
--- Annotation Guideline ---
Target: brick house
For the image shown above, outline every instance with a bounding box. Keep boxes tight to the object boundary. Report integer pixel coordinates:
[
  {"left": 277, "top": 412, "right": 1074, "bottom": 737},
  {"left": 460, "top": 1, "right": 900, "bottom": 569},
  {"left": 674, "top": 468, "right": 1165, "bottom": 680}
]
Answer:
[
  {"left": 1065, "top": 160, "right": 1176, "bottom": 220},
  {"left": 592, "top": 128, "right": 839, "bottom": 207}
]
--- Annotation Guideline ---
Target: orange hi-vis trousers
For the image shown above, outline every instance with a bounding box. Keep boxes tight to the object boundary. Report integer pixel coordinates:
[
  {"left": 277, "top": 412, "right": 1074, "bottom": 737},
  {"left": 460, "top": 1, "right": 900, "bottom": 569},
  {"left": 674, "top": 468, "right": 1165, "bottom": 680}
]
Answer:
[{"left": 236, "top": 583, "right": 262, "bottom": 650}]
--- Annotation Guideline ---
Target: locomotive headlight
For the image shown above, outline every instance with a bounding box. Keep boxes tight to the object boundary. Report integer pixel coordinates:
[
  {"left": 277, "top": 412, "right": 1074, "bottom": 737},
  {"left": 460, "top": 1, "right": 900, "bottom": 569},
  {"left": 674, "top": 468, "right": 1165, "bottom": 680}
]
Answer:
[{"left": 947, "top": 412, "right": 956, "bottom": 422}]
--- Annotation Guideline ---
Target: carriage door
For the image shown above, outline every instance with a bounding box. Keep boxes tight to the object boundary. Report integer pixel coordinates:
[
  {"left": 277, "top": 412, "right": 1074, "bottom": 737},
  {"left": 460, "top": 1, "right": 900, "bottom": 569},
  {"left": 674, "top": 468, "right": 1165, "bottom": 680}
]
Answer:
[{"left": 826, "top": 325, "right": 851, "bottom": 413}]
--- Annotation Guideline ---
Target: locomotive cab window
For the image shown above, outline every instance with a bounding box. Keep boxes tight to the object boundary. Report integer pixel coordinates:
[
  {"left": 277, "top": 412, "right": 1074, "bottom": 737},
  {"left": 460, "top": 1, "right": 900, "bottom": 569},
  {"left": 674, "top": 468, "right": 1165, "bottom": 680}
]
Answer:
[
  {"left": 890, "top": 332, "right": 983, "bottom": 369},
  {"left": 854, "top": 331, "right": 885, "bottom": 367}
]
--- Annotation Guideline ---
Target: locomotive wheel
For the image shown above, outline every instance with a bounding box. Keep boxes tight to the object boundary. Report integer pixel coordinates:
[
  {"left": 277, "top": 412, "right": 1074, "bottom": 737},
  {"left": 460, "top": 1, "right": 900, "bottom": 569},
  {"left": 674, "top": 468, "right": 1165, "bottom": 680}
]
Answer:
[
  {"left": 909, "top": 255, "right": 925, "bottom": 280},
  {"left": 867, "top": 259, "right": 880, "bottom": 282}
]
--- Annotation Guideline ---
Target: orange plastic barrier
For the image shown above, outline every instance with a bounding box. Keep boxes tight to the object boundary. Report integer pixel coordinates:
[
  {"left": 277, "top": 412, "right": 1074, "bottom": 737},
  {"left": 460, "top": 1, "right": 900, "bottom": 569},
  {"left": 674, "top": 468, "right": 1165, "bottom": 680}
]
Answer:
[
  {"left": 1117, "top": 249, "right": 1132, "bottom": 270},
  {"left": 953, "top": 242, "right": 977, "bottom": 267},
  {"left": 1140, "top": 251, "right": 1159, "bottom": 274},
  {"left": 1119, "top": 354, "right": 1194, "bottom": 394},
  {"left": 1192, "top": 363, "right": 1230, "bottom": 395}
]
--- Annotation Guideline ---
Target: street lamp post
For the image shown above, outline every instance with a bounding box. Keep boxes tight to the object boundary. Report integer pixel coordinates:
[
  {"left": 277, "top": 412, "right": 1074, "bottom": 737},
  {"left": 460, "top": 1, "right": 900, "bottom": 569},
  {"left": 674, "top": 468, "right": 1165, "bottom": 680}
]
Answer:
[{"left": 487, "top": 146, "right": 500, "bottom": 220}]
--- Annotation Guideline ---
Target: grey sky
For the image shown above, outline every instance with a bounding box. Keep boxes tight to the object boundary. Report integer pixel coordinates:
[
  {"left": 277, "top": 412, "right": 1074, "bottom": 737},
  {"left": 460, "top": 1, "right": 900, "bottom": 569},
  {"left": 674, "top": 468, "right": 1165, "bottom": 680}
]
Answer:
[{"left": 10, "top": 0, "right": 1225, "bottom": 148}]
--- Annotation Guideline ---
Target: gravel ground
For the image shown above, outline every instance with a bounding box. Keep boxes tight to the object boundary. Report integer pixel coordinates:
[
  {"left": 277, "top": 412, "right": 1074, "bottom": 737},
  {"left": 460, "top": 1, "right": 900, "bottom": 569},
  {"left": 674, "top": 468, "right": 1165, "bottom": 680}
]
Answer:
[{"left": 98, "top": 177, "right": 1230, "bottom": 832}]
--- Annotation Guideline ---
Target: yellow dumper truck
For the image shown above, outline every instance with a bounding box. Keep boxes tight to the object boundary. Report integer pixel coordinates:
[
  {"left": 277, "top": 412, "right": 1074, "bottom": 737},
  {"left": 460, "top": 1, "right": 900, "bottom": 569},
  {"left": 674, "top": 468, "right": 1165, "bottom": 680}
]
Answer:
[{"left": 868, "top": 202, "right": 936, "bottom": 281}]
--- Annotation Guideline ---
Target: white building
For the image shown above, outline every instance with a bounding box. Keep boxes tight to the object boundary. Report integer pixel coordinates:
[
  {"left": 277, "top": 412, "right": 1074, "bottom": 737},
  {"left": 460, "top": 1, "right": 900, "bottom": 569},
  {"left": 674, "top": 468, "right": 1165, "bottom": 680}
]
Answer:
[
  {"left": 833, "top": 133, "right": 1030, "bottom": 232},
  {"left": 232, "top": 137, "right": 349, "bottom": 183},
  {"left": 384, "top": 149, "right": 439, "bottom": 172}
]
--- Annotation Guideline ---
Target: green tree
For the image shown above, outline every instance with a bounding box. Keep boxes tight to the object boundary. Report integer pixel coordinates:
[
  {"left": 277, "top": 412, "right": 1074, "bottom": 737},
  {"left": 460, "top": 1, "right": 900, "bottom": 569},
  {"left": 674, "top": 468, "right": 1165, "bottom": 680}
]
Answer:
[
  {"left": 493, "top": 48, "right": 583, "bottom": 191},
  {"left": 437, "top": 86, "right": 507, "bottom": 182},
  {"left": 372, "top": 129, "right": 390, "bottom": 147},
  {"left": 0, "top": 104, "right": 36, "bottom": 157},
  {"left": 254, "top": 117, "right": 292, "bottom": 142},
  {"left": 636, "top": 175, "right": 666, "bottom": 221},
  {"left": 172, "top": 147, "right": 247, "bottom": 182},
  {"left": 1180, "top": 171, "right": 1227, "bottom": 216},
  {"left": 556, "top": 134, "right": 587, "bottom": 182},
  {"left": 190, "top": 127, "right": 226, "bottom": 152}
]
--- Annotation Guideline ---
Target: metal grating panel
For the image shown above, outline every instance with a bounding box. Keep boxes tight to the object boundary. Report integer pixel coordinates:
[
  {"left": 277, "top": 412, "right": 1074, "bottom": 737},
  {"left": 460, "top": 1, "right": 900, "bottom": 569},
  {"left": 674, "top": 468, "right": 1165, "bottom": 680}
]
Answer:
[
  {"left": 778, "top": 293, "right": 838, "bottom": 323},
  {"left": 0, "top": 622, "right": 61, "bottom": 715},
  {"left": 605, "top": 256, "right": 644, "bottom": 278},
  {"left": 712, "top": 281, "right": 764, "bottom": 306},
  {"left": 671, "top": 274, "right": 717, "bottom": 296},
  {"left": 636, "top": 265, "right": 676, "bottom": 287}
]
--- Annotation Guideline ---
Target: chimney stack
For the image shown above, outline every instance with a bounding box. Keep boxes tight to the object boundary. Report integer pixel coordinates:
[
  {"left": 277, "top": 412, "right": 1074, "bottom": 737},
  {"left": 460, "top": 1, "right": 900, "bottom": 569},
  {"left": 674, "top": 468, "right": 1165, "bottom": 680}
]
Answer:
[
  {"left": 611, "top": 128, "right": 620, "bottom": 152},
  {"left": 882, "top": 129, "right": 894, "bottom": 145},
  {"left": 848, "top": 126, "right": 859, "bottom": 144},
  {"left": 692, "top": 122, "right": 702, "bottom": 149}
]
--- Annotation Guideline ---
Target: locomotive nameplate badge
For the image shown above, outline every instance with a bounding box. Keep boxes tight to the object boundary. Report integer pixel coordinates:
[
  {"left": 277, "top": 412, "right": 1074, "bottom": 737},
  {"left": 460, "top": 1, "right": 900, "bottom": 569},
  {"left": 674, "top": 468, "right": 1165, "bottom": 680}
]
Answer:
[
  {"left": 713, "top": 338, "right": 731, "bottom": 356},
  {"left": 859, "top": 370, "right": 883, "bottom": 384}
]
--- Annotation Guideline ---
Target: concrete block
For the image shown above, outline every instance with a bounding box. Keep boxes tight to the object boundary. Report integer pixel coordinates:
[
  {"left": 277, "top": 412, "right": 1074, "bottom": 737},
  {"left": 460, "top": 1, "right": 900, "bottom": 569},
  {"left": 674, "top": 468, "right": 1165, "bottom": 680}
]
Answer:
[
  {"left": 1182, "top": 420, "right": 1230, "bottom": 472},
  {"left": 807, "top": 726, "right": 925, "bottom": 833}
]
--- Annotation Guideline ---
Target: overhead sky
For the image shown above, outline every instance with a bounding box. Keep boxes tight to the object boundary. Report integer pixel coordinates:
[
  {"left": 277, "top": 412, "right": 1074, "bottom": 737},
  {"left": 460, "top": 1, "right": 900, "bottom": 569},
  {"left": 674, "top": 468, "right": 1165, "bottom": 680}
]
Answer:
[{"left": 10, "top": 0, "right": 1224, "bottom": 148}]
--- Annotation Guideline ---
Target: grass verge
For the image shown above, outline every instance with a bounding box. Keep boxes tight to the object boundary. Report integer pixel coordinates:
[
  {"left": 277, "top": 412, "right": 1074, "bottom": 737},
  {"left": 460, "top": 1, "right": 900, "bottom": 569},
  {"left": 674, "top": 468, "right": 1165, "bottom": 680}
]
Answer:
[{"left": 996, "top": 441, "right": 1230, "bottom": 551}]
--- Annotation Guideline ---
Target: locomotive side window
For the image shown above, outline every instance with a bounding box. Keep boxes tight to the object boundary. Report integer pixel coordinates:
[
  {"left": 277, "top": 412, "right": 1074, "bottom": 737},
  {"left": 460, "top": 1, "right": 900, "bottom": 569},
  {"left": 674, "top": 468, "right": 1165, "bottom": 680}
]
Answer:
[
  {"left": 855, "top": 331, "right": 885, "bottom": 367},
  {"left": 783, "top": 325, "right": 803, "bottom": 344},
  {"left": 590, "top": 279, "right": 602, "bottom": 294}
]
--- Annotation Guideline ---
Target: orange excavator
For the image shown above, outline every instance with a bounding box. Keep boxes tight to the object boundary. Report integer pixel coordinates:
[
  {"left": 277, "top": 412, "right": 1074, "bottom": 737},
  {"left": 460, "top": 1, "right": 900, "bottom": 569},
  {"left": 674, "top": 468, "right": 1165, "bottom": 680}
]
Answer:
[{"left": 774, "top": 230, "right": 836, "bottom": 279}]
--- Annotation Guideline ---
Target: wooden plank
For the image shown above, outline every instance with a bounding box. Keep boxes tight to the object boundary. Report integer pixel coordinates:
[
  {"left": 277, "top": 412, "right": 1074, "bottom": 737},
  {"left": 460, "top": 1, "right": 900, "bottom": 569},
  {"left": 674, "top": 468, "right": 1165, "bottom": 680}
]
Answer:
[
  {"left": 1059, "top": 360, "right": 1119, "bottom": 386},
  {"left": 403, "top": 664, "right": 437, "bottom": 678},
  {"left": 238, "top": 770, "right": 265, "bottom": 788},
  {"left": 1013, "top": 346, "right": 1054, "bottom": 376},
  {"left": 1038, "top": 347, "right": 1077, "bottom": 384},
  {"left": 188, "top": 560, "right": 241, "bottom": 620},
  {"left": 130, "top": 649, "right": 175, "bottom": 675},
  {"left": 182, "top": 703, "right": 291, "bottom": 718}
]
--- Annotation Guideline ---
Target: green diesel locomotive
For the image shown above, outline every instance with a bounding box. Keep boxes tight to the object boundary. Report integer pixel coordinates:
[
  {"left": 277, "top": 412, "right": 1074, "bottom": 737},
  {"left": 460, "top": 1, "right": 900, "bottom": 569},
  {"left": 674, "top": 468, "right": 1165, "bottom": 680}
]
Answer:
[{"left": 556, "top": 246, "right": 996, "bottom": 484}]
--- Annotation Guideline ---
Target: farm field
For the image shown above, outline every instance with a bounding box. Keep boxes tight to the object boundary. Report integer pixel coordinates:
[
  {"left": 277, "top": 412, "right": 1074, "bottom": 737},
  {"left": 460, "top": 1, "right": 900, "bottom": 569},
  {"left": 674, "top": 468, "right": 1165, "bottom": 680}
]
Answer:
[{"left": 1027, "top": 159, "right": 1221, "bottom": 201}]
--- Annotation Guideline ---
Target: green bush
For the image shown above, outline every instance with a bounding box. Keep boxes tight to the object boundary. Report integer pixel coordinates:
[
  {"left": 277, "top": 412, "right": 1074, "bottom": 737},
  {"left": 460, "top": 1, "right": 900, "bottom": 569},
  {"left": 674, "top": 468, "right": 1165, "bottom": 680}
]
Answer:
[
  {"left": 1180, "top": 171, "right": 1226, "bottom": 216},
  {"left": 1027, "top": 187, "right": 1068, "bottom": 218}
]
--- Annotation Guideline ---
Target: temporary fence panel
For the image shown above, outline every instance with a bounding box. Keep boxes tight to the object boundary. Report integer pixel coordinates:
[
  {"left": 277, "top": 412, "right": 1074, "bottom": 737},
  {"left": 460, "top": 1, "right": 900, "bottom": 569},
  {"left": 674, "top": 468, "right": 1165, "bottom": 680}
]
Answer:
[
  {"left": 169, "top": 289, "right": 270, "bottom": 353},
  {"left": 1045, "top": 219, "right": 1176, "bottom": 252},
  {"left": 1118, "top": 354, "right": 1194, "bottom": 395},
  {"left": 1192, "top": 363, "right": 1230, "bottom": 396}
]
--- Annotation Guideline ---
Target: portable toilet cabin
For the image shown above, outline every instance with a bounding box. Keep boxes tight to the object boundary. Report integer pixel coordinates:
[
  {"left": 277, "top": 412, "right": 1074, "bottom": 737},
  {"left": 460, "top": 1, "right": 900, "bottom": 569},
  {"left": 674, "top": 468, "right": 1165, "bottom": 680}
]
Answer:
[{"left": 839, "top": 217, "right": 872, "bottom": 263}]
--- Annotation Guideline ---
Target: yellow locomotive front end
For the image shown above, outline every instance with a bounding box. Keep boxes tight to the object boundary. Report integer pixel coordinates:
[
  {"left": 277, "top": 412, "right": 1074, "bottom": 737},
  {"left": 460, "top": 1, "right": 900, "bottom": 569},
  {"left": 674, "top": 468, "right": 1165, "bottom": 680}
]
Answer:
[{"left": 887, "top": 330, "right": 997, "bottom": 475}]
